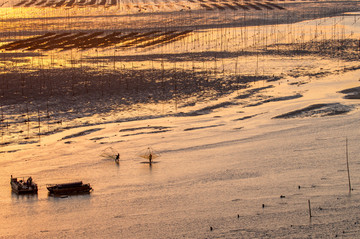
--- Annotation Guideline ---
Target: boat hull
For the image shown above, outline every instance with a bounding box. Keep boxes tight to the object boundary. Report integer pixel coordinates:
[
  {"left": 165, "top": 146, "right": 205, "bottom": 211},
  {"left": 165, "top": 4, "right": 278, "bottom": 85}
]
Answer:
[{"left": 47, "top": 182, "right": 92, "bottom": 195}]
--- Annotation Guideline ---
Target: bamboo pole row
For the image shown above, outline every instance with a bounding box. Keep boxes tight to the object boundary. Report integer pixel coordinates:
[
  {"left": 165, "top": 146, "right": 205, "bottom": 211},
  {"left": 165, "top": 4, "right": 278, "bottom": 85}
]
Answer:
[
  {"left": 0, "top": 30, "right": 194, "bottom": 51},
  {"left": 11, "top": 0, "right": 286, "bottom": 12}
]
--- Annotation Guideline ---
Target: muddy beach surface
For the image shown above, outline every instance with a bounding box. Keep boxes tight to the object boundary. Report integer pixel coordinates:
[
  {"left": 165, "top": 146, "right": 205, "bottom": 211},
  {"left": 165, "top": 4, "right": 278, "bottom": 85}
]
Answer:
[{"left": 2, "top": 1, "right": 360, "bottom": 238}]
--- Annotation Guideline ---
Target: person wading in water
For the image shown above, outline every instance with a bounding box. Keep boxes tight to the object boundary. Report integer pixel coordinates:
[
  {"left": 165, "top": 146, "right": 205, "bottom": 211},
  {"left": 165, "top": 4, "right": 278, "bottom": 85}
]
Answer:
[{"left": 149, "top": 153, "right": 152, "bottom": 164}]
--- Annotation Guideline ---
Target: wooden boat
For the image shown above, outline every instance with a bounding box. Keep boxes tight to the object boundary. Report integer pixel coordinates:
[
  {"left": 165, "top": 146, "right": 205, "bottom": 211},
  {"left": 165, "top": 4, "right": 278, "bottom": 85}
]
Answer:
[
  {"left": 46, "top": 181, "right": 92, "bottom": 195},
  {"left": 10, "top": 175, "right": 38, "bottom": 194}
]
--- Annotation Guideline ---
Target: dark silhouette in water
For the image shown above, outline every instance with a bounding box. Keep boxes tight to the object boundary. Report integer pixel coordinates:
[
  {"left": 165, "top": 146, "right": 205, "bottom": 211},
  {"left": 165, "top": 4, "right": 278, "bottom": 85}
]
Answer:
[{"left": 139, "top": 147, "right": 159, "bottom": 165}]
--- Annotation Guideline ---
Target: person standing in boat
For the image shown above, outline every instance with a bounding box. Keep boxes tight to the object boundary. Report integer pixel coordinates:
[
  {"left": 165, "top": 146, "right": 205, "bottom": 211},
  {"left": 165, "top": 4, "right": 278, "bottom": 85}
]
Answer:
[{"left": 27, "top": 177, "right": 32, "bottom": 186}]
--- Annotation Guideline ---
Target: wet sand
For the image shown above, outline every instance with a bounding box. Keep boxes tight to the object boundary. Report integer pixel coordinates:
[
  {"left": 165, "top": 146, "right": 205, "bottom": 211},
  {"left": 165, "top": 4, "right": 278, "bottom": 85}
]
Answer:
[
  {"left": 1, "top": 36, "right": 360, "bottom": 146},
  {"left": 1, "top": 1, "right": 360, "bottom": 238}
]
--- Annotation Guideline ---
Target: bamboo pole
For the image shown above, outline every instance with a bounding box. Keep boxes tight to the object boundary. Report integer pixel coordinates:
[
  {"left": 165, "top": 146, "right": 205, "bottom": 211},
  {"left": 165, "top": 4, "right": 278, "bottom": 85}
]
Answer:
[
  {"left": 346, "top": 137, "right": 352, "bottom": 192},
  {"left": 308, "top": 200, "right": 312, "bottom": 218},
  {"left": 38, "top": 109, "right": 41, "bottom": 137},
  {"left": 26, "top": 103, "right": 30, "bottom": 138}
]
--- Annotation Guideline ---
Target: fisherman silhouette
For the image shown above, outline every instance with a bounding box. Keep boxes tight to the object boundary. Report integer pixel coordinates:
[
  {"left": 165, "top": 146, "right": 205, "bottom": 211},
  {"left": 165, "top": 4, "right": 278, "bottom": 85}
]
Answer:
[
  {"left": 115, "top": 153, "right": 120, "bottom": 161},
  {"left": 149, "top": 153, "right": 152, "bottom": 164},
  {"left": 27, "top": 177, "right": 32, "bottom": 186}
]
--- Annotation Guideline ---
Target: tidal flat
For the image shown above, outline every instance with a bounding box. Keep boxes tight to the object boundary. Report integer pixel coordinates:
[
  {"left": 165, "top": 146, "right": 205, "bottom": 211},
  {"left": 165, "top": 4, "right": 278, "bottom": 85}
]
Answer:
[{"left": 1, "top": 0, "right": 360, "bottom": 238}]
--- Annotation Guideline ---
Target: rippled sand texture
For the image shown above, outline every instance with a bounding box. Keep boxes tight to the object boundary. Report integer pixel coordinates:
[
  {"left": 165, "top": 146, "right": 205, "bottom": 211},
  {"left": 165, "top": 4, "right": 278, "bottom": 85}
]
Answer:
[
  {"left": 1, "top": 0, "right": 360, "bottom": 145},
  {"left": 1, "top": 0, "right": 360, "bottom": 238}
]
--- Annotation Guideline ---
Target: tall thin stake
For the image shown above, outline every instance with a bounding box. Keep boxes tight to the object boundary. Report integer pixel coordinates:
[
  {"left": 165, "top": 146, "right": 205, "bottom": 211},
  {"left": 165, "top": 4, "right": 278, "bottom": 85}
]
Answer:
[
  {"left": 26, "top": 103, "right": 30, "bottom": 138},
  {"left": 38, "top": 109, "right": 41, "bottom": 137},
  {"left": 308, "top": 200, "right": 312, "bottom": 218},
  {"left": 346, "top": 137, "right": 352, "bottom": 192}
]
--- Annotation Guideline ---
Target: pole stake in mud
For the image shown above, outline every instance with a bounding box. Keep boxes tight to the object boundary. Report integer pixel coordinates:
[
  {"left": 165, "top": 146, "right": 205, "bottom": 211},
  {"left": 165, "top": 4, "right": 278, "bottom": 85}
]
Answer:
[{"left": 346, "top": 137, "right": 352, "bottom": 193}]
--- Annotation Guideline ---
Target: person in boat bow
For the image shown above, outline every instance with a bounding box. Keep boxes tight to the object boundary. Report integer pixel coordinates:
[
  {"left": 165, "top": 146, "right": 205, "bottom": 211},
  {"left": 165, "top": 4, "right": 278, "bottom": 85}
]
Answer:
[
  {"left": 27, "top": 177, "right": 32, "bottom": 186},
  {"left": 149, "top": 153, "right": 152, "bottom": 163}
]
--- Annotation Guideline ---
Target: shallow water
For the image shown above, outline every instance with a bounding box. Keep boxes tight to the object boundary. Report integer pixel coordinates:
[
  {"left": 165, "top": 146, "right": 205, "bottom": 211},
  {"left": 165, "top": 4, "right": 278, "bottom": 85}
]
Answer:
[
  {"left": 2, "top": 95, "right": 360, "bottom": 238},
  {"left": 2, "top": 65, "right": 360, "bottom": 238},
  {"left": 2, "top": 2, "right": 360, "bottom": 238}
]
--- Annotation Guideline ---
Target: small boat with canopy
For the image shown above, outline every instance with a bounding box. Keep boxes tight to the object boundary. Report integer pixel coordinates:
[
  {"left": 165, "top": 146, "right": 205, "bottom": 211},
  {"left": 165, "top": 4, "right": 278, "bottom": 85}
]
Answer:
[{"left": 10, "top": 175, "right": 38, "bottom": 194}]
